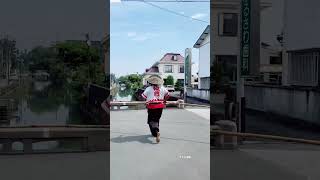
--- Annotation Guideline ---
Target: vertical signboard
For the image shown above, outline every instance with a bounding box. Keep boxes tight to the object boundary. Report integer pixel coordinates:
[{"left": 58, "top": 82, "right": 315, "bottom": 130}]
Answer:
[
  {"left": 240, "top": 0, "right": 251, "bottom": 75},
  {"left": 184, "top": 48, "right": 192, "bottom": 87}
]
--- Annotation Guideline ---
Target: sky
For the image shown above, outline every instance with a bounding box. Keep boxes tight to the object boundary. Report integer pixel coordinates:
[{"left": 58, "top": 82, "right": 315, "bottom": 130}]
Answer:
[
  {"left": 0, "top": 0, "right": 108, "bottom": 49},
  {"left": 110, "top": 0, "right": 210, "bottom": 77}
]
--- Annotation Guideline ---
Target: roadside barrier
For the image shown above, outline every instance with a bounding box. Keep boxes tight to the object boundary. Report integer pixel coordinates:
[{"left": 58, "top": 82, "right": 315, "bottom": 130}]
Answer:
[{"left": 212, "top": 129, "right": 320, "bottom": 146}]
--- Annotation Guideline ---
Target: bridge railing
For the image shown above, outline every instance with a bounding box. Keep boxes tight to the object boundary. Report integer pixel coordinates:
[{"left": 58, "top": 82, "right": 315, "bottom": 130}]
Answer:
[
  {"left": 110, "top": 100, "right": 185, "bottom": 110},
  {"left": 0, "top": 125, "right": 109, "bottom": 154},
  {"left": 109, "top": 100, "right": 210, "bottom": 111}
]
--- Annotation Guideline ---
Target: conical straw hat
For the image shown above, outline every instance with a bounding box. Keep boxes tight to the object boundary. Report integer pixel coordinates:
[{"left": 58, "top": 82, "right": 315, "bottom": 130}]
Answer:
[{"left": 147, "top": 75, "right": 164, "bottom": 85}]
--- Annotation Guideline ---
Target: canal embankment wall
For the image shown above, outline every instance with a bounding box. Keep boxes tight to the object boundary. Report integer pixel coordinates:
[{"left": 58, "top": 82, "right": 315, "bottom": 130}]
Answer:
[{"left": 245, "top": 84, "right": 320, "bottom": 125}]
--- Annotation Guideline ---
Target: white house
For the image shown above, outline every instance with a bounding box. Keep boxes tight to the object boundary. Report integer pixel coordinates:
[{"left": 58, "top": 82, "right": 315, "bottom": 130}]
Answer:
[
  {"left": 194, "top": 25, "right": 210, "bottom": 90},
  {"left": 143, "top": 53, "right": 184, "bottom": 85},
  {"left": 260, "top": 42, "right": 282, "bottom": 84}
]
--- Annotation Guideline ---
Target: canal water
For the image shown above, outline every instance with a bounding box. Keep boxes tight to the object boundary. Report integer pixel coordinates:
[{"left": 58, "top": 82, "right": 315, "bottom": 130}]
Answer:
[
  {"left": 4, "top": 79, "right": 85, "bottom": 126},
  {"left": 0, "top": 79, "right": 96, "bottom": 152},
  {"left": 110, "top": 85, "right": 143, "bottom": 110},
  {"left": 111, "top": 85, "right": 135, "bottom": 102}
]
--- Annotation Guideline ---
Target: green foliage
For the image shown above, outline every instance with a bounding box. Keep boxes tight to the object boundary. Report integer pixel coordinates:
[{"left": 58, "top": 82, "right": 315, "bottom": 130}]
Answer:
[
  {"left": 164, "top": 75, "right": 174, "bottom": 86},
  {"left": 175, "top": 80, "right": 183, "bottom": 91},
  {"left": 24, "top": 41, "right": 106, "bottom": 110},
  {"left": 118, "top": 74, "right": 143, "bottom": 91},
  {"left": 27, "top": 46, "right": 58, "bottom": 73},
  {"left": 55, "top": 41, "right": 100, "bottom": 66}
]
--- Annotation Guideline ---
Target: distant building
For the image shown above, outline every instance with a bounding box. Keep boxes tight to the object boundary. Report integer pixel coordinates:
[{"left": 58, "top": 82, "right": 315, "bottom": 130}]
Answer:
[
  {"left": 143, "top": 53, "right": 184, "bottom": 85},
  {"left": 194, "top": 25, "right": 210, "bottom": 90},
  {"left": 0, "top": 37, "right": 16, "bottom": 80},
  {"left": 102, "top": 35, "right": 109, "bottom": 75},
  {"left": 191, "top": 74, "right": 199, "bottom": 89},
  {"left": 260, "top": 42, "right": 282, "bottom": 84}
]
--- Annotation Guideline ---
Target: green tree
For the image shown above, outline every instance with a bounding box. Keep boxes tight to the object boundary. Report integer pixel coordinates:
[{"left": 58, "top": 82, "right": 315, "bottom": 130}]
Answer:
[
  {"left": 164, "top": 75, "right": 174, "bottom": 86},
  {"left": 27, "top": 46, "right": 58, "bottom": 73},
  {"left": 175, "top": 80, "right": 183, "bottom": 91},
  {"left": 55, "top": 41, "right": 100, "bottom": 66},
  {"left": 118, "top": 74, "right": 143, "bottom": 91},
  {"left": 54, "top": 41, "right": 105, "bottom": 87}
]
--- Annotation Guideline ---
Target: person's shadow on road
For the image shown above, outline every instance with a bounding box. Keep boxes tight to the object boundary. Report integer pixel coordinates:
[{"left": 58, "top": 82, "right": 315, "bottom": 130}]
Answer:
[{"left": 111, "top": 134, "right": 156, "bottom": 144}]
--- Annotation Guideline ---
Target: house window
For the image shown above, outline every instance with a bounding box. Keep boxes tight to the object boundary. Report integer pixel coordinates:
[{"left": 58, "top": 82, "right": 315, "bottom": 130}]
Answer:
[
  {"left": 218, "top": 13, "right": 238, "bottom": 36},
  {"left": 164, "top": 65, "right": 173, "bottom": 73},
  {"left": 270, "top": 56, "right": 282, "bottom": 64},
  {"left": 179, "top": 65, "right": 184, "bottom": 73},
  {"left": 172, "top": 55, "right": 177, "bottom": 61},
  {"left": 177, "top": 79, "right": 184, "bottom": 85}
]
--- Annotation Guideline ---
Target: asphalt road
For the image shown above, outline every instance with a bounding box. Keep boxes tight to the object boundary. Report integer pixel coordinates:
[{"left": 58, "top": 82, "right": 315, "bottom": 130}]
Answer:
[
  {"left": 212, "top": 143, "right": 320, "bottom": 180},
  {"left": 110, "top": 108, "right": 210, "bottom": 180}
]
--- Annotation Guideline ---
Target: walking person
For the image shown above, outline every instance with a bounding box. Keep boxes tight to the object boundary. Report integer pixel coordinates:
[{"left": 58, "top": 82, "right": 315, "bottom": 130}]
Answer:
[{"left": 141, "top": 75, "right": 170, "bottom": 143}]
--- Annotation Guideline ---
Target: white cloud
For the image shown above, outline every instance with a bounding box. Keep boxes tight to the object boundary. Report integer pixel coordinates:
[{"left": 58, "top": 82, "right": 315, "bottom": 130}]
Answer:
[
  {"left": 145, "top": 32, "right": 160, "bottom": 37},
  {"left": 111, "top": 0, "right": 121, "bottom": 3},
  {"left": 131, "top": 32, "right": 160, "bottom": 42},
  {"left": 132, "top": 36, "right": 148, "bottom": 41},
  {"left": 127, "top": 32, "right": 137, "bottom": 37},
  {"left": 191, "top": 13, "right": 207, "bottom": 19},
  {"left": 180, "top": 12, "right": 185, "bottom": 15}
]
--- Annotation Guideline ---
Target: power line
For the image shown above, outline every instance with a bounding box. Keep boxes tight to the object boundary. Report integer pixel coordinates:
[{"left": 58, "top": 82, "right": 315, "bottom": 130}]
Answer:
[{"left": 137, "top": 1, "right": 209, "bottom": 23}]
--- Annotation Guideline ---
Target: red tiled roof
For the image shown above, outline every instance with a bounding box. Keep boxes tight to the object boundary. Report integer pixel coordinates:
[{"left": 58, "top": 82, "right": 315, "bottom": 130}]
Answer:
[
  {"left": 159, "top": 53, "right": 184, "bottom": 63},
  {"left": 146, "top": 67, "right": 159, "bottom": 73}
]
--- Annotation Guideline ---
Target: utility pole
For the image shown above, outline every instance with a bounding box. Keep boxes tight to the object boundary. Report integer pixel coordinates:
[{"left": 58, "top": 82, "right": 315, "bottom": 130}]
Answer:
[
  {"left": 6, "top": 39, "right": 10, "bottom": 86},
  {"left": 184, "top": 48, "right": 192, "bottom": 103},
  {"left": 85, "top": 33, "right": 92, "bottom": 84},
  {"left": 17, "top": 50, "right": 21, "bottom": 86}
]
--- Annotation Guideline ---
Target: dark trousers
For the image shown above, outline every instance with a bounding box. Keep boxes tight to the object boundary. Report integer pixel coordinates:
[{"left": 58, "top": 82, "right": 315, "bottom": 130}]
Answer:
[{"left": 147, "top": 108, "right": 163, "bottom": 137}]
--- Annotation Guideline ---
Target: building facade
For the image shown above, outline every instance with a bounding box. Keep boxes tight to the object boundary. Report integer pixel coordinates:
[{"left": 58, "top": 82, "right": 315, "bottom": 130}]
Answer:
[
  {"left": 279, "top": 0, "right": 320, "bottom": 86},
  {"left": 194, "top": 25, "right": 210, "bottom": 90},
  {"left": 212, "top": 0, "right": 272, "bottom": 84},
  {"left": 0, "top": 37, "right": 16, "bottom": 81},
  {"left": 260, "top": 43, "right": 282, "bottom": 84},
  {"left": 143, "top": 53, "right": 184, "bottom": 85}
]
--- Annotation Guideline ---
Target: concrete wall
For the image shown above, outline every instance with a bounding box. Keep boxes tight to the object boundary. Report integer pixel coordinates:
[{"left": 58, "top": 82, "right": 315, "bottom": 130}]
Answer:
[
  {"left": 245, "top": 85, "right": 320, "bottom": 124},
  {"left": 187, "top": 88, "right": 210, "bottom": 101},
  {"left": 198, "top": 34, "right": 210, "bottom": 78},
  {"left": 200, "top": 77, "right": 210, "bottom": 90}
]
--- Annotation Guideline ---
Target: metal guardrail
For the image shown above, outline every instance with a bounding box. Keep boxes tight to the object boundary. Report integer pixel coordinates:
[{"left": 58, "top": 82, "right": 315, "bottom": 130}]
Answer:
[
  {"left": 0, "top": 125, "right": 109, "bottom": 128},
  {"left": 211, "top": 129, "right": 320, "bottom": 146}
]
